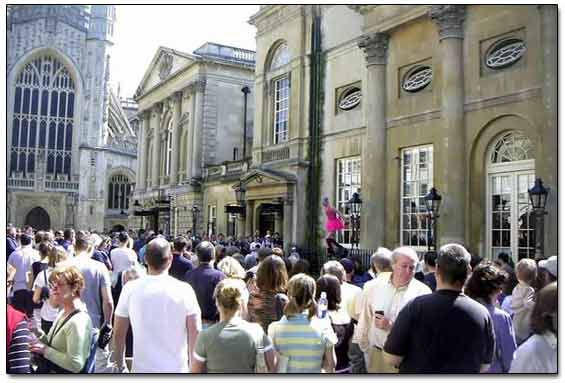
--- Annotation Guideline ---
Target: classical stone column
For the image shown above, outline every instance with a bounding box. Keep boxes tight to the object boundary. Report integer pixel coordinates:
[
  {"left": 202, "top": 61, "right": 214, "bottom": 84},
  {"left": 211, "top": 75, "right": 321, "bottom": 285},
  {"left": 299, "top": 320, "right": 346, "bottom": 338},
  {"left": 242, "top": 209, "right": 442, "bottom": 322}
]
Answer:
[
  {"left": 283, "top": 198, "right": 294, "bottom": 252},
  {"left": 171, "top": 91, "right": 183, "bottom": 185},
  {"left": 191, "top": 80, "right": 205, "bottom": 182},
  {"left": 245, "top": 200, "right": 255, "bottom": 237},
  {"left": 358, "top": 32, "right": 389, "bottom": 249},
  {"left": 151, "top": 102, "right": 163, "bottom": 189},
  {"left": 429, "top": 5, "right": 466, "bottom": 245},
  {"left": 539, "top": 5, "right": 557, "bottom": 257},
  {"left": 136, "top": 110, "right": 149, "bottom": 191}
]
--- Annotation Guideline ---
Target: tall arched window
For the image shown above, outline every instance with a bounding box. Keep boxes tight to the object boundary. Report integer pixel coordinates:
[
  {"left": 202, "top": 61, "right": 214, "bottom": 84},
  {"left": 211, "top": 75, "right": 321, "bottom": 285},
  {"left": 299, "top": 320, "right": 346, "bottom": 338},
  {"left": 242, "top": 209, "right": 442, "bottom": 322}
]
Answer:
[
  {"left": 487, "top": 131, "right": 536, "bottom": 261},
  {"left": 268, "top": 43, "right": 291, "bottom": 145},
  {"left": 163, "top": 119, "right": 173, "bottom": 178},
  {"left": 108, "top": 174, "right": 133, "bottom": 210},
  {"left": 11, "top": 55, "right": 75, "bottom": 179}
]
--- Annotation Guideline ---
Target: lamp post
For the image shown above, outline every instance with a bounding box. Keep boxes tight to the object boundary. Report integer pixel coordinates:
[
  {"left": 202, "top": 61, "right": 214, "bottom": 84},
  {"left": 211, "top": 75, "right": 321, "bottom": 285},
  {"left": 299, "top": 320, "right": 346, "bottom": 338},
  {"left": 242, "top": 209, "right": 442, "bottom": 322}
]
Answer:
[
  {"left": 191, "top": 205, "right": 200, "bottom": 238},
  {"left": 528, "top": 178, "right": 549, "bottom": 260},
  {"left": 241, "top": 86, "right": 250, "bottom": 161},
  {"left": 424, "top": 187, "right": 442, "bottom": 252},
  {"left": 347, "top": 192, "right": 362, "bottom": 249}
]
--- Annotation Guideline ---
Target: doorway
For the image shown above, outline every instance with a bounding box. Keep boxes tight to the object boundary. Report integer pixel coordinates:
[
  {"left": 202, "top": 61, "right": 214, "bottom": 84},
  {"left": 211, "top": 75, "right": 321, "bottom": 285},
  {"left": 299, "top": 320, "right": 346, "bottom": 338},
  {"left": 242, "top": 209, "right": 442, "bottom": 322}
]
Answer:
[{"left": 25, "top": 207, "right": 51, "bottom": 230}]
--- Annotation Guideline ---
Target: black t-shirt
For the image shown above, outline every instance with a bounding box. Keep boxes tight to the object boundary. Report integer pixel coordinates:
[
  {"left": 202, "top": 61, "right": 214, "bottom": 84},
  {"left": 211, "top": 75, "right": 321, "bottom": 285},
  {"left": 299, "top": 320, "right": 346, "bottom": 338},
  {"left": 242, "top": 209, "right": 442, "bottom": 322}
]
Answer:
[{"left": 384, "top": 289, "right": 495, "bottom": 373}]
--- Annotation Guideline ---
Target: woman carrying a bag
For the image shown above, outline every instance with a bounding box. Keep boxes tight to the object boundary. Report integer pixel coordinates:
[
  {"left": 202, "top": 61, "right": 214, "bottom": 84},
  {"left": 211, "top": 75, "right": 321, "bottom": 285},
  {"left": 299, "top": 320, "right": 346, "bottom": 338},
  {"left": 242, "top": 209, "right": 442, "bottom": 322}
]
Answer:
[
  {"left": 191, "top": 278, "right": 276, "bottom": 373},
  {"left": 30, "top": 265, "right": 93, "bottom": 373}
]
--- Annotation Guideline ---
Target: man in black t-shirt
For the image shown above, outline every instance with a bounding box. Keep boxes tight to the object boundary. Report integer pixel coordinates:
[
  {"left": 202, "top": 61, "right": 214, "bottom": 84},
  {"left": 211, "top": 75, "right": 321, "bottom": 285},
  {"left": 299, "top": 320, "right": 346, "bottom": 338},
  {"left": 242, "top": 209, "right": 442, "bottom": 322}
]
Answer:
[{"left": 383, "top": 243, "right": 495, "bottom": 373}]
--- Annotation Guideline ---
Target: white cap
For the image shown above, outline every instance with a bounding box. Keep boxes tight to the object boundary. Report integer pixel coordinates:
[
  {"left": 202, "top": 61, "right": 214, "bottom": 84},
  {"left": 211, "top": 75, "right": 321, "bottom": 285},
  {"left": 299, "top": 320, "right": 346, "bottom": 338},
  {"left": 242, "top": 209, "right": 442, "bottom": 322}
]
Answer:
[{"left": 539, "top": 255, "right": 558, "bottom": 278}]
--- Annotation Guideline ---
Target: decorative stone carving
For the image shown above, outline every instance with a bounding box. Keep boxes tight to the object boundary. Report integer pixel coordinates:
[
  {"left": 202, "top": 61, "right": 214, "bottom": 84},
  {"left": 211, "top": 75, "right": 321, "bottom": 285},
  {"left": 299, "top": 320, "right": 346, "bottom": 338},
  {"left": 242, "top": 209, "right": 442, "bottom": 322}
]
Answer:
[
  {"left": 347, "top": 5, "right": 377, "bottom": 14},
  {"left": 428, "top": 5, "right": 466, "bottom": 40},
  {"left": 158, "top": 52, "right": 173, "bottom": 80},
  {"left": 358, "top": 32, "right": 389, "bottom": 66}
]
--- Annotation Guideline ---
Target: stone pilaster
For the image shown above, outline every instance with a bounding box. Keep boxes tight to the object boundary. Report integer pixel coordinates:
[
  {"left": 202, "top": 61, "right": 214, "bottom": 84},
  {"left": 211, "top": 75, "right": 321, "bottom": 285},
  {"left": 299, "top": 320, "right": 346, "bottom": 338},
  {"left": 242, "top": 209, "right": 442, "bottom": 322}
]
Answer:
[
  {"left": 137, "top": 110, "right": 150, "bottom": 191},
  {"left": 245, "top": 200, "right": 255, "bottom": 237},
  {"left": 151, "top": 102, "right": 163, "bottom": 189},
  {"left": 191, "top": 79, "right": 206, "bottom": 182},
  {"left": 171, "top": 91, "right": 183, "bottom": 185},
  {"left": 539, "top": 5, "right": 557, "bottom": 257},
  {"left": 357, "top": 32, "right": 389, "bottom": 249},
  {"left": 283, "top": 198, "right": 294, "bottom": 252},
  {"left": 429, "top": 5, "right": 466, "bottom": 245}
]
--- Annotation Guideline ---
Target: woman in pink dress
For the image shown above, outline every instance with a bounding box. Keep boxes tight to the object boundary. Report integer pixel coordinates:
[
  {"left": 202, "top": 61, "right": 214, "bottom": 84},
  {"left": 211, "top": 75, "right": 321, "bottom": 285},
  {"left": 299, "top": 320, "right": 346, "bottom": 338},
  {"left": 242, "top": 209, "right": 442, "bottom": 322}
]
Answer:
[{"left": 322, "top": 197, "right": 346, "bottom": 256}]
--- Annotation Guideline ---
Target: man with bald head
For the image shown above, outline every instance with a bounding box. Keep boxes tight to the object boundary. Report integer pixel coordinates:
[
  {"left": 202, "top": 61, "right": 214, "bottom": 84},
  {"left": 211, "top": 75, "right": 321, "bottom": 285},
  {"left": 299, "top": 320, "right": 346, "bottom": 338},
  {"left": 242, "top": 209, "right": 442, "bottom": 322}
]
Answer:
[
  {"left": 113, "top": 237, "right": 201, "bottom": 372},
  {"left": 357, "top": 246, "right": 431, "bottom": 373}
]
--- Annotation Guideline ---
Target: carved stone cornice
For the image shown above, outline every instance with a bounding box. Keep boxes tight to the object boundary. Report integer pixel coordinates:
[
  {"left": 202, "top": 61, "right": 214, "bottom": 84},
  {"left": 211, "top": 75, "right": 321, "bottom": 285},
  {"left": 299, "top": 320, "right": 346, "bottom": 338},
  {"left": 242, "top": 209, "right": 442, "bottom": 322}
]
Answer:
[
  {"left": 152, "top": 102, "right": 163, "bottom": 116},
  {"left": 358, "top": 32, "right": 389, "bottom": 66},
  {"left": 428, "top": 5, "right": 466, "bottom": 40},
  {"left": 346, "top": 5, "right": 377, "bottom": 15}
]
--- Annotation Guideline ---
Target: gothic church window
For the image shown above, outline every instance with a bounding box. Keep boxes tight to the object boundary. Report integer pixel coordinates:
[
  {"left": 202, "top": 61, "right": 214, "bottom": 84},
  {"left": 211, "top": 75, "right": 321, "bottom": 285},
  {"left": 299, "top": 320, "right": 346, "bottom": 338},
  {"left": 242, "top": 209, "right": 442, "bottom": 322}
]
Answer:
[
  {"left": 108, "top": 174, "right": 133, "bottom": 210},
  {"left": 11, "top": 55, "right": 75, "bottom": 179}
]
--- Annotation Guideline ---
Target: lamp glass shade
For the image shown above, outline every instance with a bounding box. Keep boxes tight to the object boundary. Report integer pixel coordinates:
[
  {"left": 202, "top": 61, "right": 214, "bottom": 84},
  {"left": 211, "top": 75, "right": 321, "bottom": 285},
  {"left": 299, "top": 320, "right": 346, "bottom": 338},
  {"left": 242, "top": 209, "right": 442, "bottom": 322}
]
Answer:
[
  {"left": 347, "top": 192, "right": 362, "bottom": 215},
  {"left": 235, "top": 184, "right": 246, "bottom": 205},
  {"left": 424, "top": 187, "right": 442, "bottom": 215},
  {"left": 528, "top": 178, "right": 549, "bottom": 210}
]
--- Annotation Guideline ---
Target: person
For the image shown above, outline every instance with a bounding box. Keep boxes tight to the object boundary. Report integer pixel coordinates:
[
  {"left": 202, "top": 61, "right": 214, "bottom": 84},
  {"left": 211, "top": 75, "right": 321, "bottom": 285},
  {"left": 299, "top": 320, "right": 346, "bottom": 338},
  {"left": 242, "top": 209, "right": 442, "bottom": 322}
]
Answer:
[
  {"left": 191, "top": 279, "right": 276, "bottom": 373},
  {"left": 357, "top": 246, "right": 431, "bottom": 373},
  {"left": 499, "top": 267, "right": 519, "bottom": 316},
  {"left": 268, "top": 273, "right": 337, "bottom": 373},
  {"left": 32, "top": 245, "right": 68, "bottom": 334},
  {"left": 422, "top": 251, "right": 438, "bottom": 292},
  {"left": 61, "top": 228, "right": 75, "bottom": 256},
  {"left": 132, "top": 229, "right": 145, "bottom": 254},
  {"left": 248, "top": 255, "right": 289, "bottom": 332},
  {"left": 30, "top": 265, "right": 94, "bottom": 373},
  {"left": 90, "top": 234, "right": 112, "bottom": 271},
  {"left": 383, "top": 244, "right": 495, "bottom": 373},
  {"left": 464, "top": 262, "right": 517, "bottom": 373},
  {"left": 367, "top": 248, "right": 392, "bottom": 279},
  {"left": 110, "top": 232, "right": 138, "bottom": 287},
  {"left": 113, "top": 237, "right": 202, "bottom": 373},
  {"left": 511, "top": 258, "right": 537, "bottom": 344},
  {"left": 137, "top": 230, "right": 155, "bottom": 265},
  {"left": 322, "top": 196, "right": 346, "bottom": 257},
  {"left": 289, "top": 258, "right": 310, "bottom": 278},
  {"left": 316, "top": 274, "right": 354, "bottom": 373},
  {"left": 217, "top": 256, "right": 249, "bottom": 319},
  {"left": 288, "top": 246, "right": 300, "bottom": 267},
  {"left": 349, "top": 255, "right": 372, "bottom": 288},
  {"left": 7, "top": 225, "right": 20, "bottom": 260},
  {"left": 509, "top": 282, "right": 557, "bottom": 373},
  {"left": 213, "top": 245, "right": 227, "bottom": 270},
  {"left": 7, "top": 304, "right": 32, "bottom": 373},
  {"left": 8, "top": 233, "right": 40, "bottom": 317},
  {"left": 184, "top": 241, "right": 225, "bottom": 329},
  {"left": 537, "top": 255, "right": 557, "bottom": 289},
  {"left": 169, "top": 236, "right": 194, "bottom": 281}
]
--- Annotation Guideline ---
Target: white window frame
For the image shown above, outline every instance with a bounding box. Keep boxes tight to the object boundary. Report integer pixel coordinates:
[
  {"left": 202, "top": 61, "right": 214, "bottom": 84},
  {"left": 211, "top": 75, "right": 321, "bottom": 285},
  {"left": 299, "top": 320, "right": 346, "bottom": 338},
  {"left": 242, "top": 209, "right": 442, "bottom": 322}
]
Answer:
[
  {"left": 208, "top": 204, "right": 217, "bottom": 236},
  {"left": 273, "top": 76, "right": 289, "bottom": 144},
  {"left": 400, "top": 145, "right": 434, "bottom": 251},
  {"left": 336, "top": 157, "right": 361, "bottom": 247}
]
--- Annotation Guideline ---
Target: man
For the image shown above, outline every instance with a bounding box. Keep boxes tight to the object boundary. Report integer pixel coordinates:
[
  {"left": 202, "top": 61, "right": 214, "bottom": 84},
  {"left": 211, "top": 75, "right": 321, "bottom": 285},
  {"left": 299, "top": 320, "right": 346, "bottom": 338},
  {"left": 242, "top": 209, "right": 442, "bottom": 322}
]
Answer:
[
  {"left": 538, "top": 255, "right": 557, "bottom": 289},
  {"left": 367, "top": 247, "right": 393, "bottom": 279},
  {"left": 138, "top": 230, "right": 156, "bottom": 265},
  {"left": 383, "top": 244, "right": 495, "bottom": 373},
  {"left": 7, "top": 234, "right": 40, "bottom": 316},
  {"left": 183, "top": 241, "right": 225, "bottom": 329},
  {"left": 169, "top": 236, "right": 193, "bottom": 281},
  {"left": 114, "top": 237, "right": 201, "bottom": 373},
  {"left": 422, "top": 251, "right": 437, "bottom": 292},
  {"left": 7, "top": 225, "right": 19, "bottom": 261},
  {"left": 244, "top": 243, "right": 260, "bottom": 270},
  {"left": 357, "top": 246, "right": 431, "bottom": 373},
  {"left": 62, "top": 228, "right": 75, "bottom": 256},
  {"left": 67, "top": 236, "right": 114, "bottom": 372},
  {"left": 133, "top": 229, "right": 146, "bottom": 254}
]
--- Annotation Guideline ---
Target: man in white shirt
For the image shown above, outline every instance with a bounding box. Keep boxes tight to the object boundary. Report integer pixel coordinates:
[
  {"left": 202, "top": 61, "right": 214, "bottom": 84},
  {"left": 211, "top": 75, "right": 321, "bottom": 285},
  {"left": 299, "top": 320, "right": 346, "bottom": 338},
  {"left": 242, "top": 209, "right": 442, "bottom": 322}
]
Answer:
[
  {"left": 110, "top": 231, "right": 138, "bottom": 286},
  {"left": 113, "top": 237, "right": 202, "bottom": 373},
  {"left": 356, "top": 246, "right": 431, "bottom": 373},
  {"left": 7, "top": 234, "right": 40, "bottom": 316}
]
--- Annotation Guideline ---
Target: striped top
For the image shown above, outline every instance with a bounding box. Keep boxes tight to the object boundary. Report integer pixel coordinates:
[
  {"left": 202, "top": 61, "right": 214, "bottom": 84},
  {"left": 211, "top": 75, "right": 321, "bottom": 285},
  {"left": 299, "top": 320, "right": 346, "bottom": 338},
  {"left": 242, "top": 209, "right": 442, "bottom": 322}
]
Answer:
[
  {"left": 7, "top": 320, "right": 31, "bottom": 374},
  {"left": 268, "top": 313, "right": 336, "bottom": 373}
]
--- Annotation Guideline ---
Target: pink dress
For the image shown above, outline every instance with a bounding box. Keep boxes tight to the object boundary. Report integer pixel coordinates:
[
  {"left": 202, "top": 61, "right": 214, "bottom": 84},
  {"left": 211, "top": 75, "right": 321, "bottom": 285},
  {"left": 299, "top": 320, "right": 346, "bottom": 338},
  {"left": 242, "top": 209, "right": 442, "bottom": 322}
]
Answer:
[{"left": 325, "top": 206, "right": 345, "bottom": 232}]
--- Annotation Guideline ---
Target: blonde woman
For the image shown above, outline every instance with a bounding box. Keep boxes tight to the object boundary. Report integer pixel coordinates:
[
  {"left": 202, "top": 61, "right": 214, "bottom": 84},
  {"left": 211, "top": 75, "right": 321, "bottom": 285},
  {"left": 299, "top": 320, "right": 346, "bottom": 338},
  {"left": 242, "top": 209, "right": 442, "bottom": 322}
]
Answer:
[
  {"left": 268, "top": 273, "right": 337, "bottom": 373},
  {"left": 191, "top": 278, "right": 276, "bottom": 373},
  {"left": 217, "top": 257, "right": 249, "bottom": 319}
]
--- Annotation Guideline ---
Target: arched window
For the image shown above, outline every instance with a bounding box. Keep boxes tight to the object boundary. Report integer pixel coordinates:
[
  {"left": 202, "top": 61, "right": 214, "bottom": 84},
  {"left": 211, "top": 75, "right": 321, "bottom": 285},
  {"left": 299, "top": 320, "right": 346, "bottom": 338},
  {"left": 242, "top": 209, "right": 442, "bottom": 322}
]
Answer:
[
  {"left": 270, "top": 43, "right": 290, "bottom": 71},
  {"left": 11, "top": 55, "right": 75, "bottom": 179},
  {"left": 108, "top": 174, "right": 134, "bottom": 210},
  {"left": 163, "top": 119, "right": 173, "bottom": 178}
]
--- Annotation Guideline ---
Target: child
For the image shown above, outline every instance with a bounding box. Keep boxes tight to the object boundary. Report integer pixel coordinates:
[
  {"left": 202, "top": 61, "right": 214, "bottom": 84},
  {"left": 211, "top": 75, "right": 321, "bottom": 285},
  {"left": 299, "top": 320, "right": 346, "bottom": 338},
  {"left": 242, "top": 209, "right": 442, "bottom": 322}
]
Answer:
[{"left": 511, "top": 258, "right": 537, "bottom": 344}]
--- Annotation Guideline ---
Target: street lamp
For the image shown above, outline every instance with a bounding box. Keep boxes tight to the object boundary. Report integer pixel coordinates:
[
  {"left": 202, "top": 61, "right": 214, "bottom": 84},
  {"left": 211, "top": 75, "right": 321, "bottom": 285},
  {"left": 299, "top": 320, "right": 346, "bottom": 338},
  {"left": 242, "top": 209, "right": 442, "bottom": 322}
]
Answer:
[
  {"left": 235, "top": 182, "right": 246, "bottom": 207},
  {"left": 241, "top": 86, "right": 250, "bottom": 161},
  {"left": 424, "top": 187, "right": 442, "bottom": 251},
  {"left": 191, "top": 205, "right": 200, "bottom": 238},
  {"left": 528, "top": 178, "right": 549, "bottom": 260},
  {"left": 347, "top": 192, "right": 362, "bottom": 249}
]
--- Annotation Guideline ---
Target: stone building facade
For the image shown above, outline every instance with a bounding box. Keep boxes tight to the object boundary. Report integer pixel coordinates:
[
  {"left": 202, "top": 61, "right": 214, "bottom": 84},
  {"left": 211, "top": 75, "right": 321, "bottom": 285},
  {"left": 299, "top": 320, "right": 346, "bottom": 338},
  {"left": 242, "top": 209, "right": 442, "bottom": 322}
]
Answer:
[
  {"left": 7, "top": 5, "right": 137, "bottom": 232},
  {"left": 246, "top": 5, "right": 557, "bottom": 260},
  {"left": 131, "top": 42, "right": 255, "bottom": 237}
]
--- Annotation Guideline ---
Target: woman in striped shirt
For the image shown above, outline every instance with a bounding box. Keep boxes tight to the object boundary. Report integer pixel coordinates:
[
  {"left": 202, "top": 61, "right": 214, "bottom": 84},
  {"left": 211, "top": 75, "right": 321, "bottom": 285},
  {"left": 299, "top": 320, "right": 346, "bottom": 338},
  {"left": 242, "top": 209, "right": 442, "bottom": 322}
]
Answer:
[{"left": 268, "top": 273, "right": 337, "bottom": 373}]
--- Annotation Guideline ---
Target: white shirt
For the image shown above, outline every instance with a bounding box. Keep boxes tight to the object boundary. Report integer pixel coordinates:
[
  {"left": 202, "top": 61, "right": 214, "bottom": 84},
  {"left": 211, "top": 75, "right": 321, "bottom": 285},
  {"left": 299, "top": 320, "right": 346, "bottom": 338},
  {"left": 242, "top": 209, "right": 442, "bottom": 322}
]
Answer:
[
  {"left": 509, "top": 331, "right": 557, "bottom": 373},
  {"left": 115, "top": 273, "right": 202, "bottom": 373},
  {"left": 110, "top": 247, "right": 137, "bottom": 285},
  {"left": 32, "top": 268, "right": 60, "bottom": 321},
  {"left": 511, "top": 281, "right": 535, "bottom": 342},
  {"left": 7, "top": 244, "right": 40, "bottom": 291}
]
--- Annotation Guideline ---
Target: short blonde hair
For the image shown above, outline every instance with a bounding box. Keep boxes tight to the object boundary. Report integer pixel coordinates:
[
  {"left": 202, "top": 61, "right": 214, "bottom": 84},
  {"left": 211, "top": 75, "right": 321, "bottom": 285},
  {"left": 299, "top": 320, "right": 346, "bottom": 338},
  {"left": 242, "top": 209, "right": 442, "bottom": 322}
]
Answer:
[
  {"left": 217, "top": 256, "right": 246, "bottom": 279},
  {"left": 515, "top": 258, "right": 537, "bottom": 284},
  {"left": 214, "top": 278, "right": 244, "bottom": 311},
  {"left": 50, "top": 265, "right": 85, "bottom": 298}
]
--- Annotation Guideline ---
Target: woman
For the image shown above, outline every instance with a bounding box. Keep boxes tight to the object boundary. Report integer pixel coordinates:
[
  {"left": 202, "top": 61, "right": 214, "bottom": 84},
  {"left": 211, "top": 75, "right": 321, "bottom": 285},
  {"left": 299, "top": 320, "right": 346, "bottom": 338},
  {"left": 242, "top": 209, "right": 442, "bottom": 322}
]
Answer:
[
  {"left": 248, "top": 255, "right": 289, "bottom": 332},
  {"left": 268, "top": 273, "right": 337, "bottom": 373},
  {"left": 464, "top": 262, "right": 517, "bottom": 373},
  {"left": 509, "top": 282, "right": 557, "bottom": 373},
  {"left": 191, "top": 278, "right": 276, "bottom": 373},
  {"left": 32, "top": 245, "right": 68, "bottom": 334},
  {"left": 110, "top": 231, "right": 138, "bottom": 287},
  {"left": 322, "top": 197, "right": 345, "bottom": 256},
  {"left": 316, "top": 274, "right": 353, "bottom": 373},
  {"left": 30, "top": 265, "right": 93, "bottom": 373},
  {"left": 217, "top": 256, "right": 250, "bottom": 319}
]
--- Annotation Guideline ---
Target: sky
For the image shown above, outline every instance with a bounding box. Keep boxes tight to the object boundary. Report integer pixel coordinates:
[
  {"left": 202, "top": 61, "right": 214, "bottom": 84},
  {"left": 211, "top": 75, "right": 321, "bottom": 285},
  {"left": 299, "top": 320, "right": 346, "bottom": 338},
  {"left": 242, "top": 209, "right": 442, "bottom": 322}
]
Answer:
[{"left": 110, "top": 5, "right": 260, "bottom": 99}]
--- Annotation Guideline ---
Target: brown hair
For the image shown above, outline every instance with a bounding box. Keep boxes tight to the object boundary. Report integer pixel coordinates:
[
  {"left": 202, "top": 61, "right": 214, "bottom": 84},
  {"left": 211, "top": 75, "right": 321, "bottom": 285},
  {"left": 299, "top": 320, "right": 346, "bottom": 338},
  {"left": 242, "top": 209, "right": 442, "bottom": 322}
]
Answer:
[
  {"left": 50, "top": 265, "right": 85, "bottom": 298},
  {"left": 515, "top": 258, "right": 537, "bottom": 285},
  {"left": 214, "top": 278, "right": 244, "bottom": 312},
  {"left": 284, "top": 273, "right": 317, "bottom": 319},
  {"left": 48, "top": 246, "right": 68, "bottom": 268},
  {"left": 530, "top": 282, "right": 557, "bottom": 334},
  {"left": 464, "top": 262, "right": 508, "bottom": 303},
  {"left": 316, "top": 274, "right": 341, "bottom": 311},
  {"left": 257, "top": 255, "right": 288, "bottom": 293}
]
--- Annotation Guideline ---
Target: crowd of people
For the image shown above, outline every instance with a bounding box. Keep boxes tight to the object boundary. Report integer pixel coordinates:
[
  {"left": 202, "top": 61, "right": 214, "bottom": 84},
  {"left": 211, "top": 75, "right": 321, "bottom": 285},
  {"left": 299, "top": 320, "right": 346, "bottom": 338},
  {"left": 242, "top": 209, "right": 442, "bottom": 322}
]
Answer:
[{"left": 6, "top": 223, "right": 558, "bottom": 374}]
